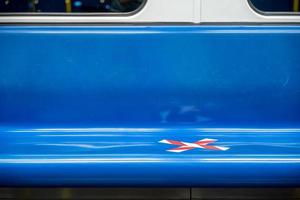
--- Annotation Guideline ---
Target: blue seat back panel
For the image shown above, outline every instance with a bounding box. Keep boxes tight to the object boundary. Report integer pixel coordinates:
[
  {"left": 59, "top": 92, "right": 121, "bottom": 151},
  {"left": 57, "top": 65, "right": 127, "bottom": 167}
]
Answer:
[{"left": 0, "top": 26, "right": 299, "bottom": 127}]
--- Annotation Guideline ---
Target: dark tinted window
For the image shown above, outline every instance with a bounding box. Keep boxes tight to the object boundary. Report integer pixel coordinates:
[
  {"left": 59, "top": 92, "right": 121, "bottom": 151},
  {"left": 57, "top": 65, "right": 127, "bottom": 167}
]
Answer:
[
  {"left": 0, "top": 0, "right": 145, "bottom": 13},
  {"left": 250, "top": 0, "right": 299, "bottom": 13}
]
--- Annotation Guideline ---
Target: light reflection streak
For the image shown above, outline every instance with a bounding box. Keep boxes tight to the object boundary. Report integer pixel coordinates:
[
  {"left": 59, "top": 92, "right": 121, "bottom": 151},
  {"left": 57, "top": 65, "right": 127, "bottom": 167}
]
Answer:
[
  {"left": 9, "top": 154, "right": 300, "bottom": 157},
  {"left": 38, "top": 134, "right": 152, "bottom": 137},
  {"left": 198, "top": 128, "right": 300, "bottom": 133},
  {"left": 37, "top": 143, "right": 153, "bottom": 149},
  {"left": 8, "top": 128, "right": 168, "bottom": 133},
  {"left": 6, "top": 128, "right": 300, "bottom": 133},
  {"left": 1, "top": 158, "right": 300, "bottom": 164}
]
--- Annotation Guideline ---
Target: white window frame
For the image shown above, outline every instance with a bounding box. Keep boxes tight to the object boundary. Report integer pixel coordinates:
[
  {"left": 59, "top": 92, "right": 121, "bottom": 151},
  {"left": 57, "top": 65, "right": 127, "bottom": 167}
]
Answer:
[
  {"left": 0, "top": 0, "right": 200, "bottom": 23},
  {"left": 0, "top": 0, "right": 300, "bottom": 24},
  {"left": 201, "top": 0, "right": 300, "bottom": 23}
]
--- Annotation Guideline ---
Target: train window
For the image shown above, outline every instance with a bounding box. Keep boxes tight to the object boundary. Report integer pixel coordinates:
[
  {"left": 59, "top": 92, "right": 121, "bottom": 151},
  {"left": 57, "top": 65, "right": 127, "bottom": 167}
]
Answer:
[
  {"left": 0, "top": 0, "right": 145, "bottom": 14},
  {"left": 249, "top": 0, "right": 300, "bottom": 13}
]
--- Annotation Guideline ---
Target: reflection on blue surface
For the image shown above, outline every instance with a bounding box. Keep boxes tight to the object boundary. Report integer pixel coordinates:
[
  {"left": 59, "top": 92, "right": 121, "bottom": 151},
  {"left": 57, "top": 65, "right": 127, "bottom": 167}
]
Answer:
[
  {"left": 0, "top": 25, "right": 300, "bottom": 186},
  {"left": 0, "top": 127, "right": 300, "bottom": 186}
]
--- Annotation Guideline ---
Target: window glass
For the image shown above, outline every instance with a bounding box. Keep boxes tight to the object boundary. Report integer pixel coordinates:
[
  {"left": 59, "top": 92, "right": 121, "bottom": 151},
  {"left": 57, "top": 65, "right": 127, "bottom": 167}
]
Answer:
[
  {"left": 249, "top": 0, "right": 300, "bottom": 13},
  {"left": 0, "top": 0, "right": 145, "bottom": 13}
]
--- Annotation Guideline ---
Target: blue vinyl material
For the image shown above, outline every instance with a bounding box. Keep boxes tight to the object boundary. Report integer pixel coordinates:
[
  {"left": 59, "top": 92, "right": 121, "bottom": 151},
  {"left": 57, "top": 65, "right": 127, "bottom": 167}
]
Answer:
[{"left": 0, "top": 25, "right": 300, "bottom": 186}]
